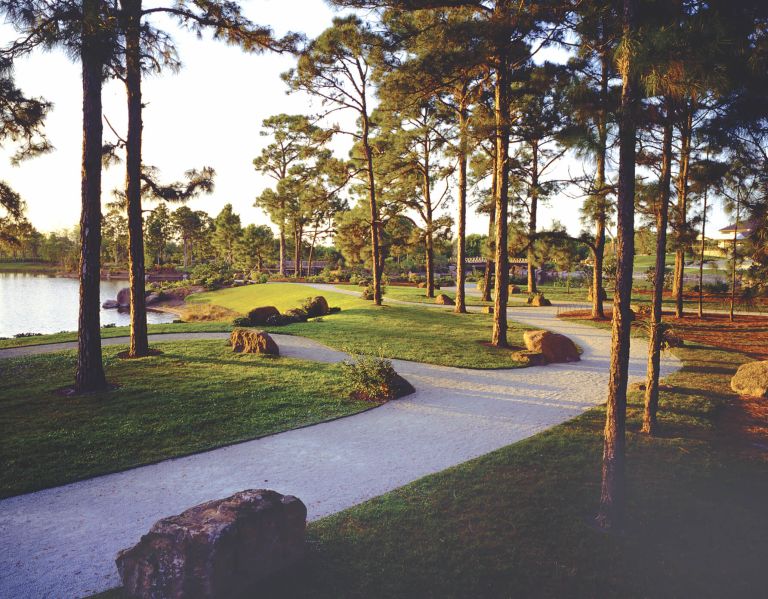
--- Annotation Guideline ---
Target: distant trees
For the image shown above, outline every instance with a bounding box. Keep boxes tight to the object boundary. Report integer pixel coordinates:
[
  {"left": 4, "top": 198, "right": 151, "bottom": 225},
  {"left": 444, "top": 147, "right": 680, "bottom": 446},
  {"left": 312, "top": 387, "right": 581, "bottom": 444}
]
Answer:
[{"left": 284, "top": 16, "right": 386, "bottom": 304}]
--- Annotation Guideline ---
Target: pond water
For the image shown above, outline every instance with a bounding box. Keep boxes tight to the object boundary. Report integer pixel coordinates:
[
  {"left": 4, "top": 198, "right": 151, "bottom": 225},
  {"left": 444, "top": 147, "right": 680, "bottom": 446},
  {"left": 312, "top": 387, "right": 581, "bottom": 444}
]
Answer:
[{"left": 0, "top": 272, "right": 176, "bottom": 338}]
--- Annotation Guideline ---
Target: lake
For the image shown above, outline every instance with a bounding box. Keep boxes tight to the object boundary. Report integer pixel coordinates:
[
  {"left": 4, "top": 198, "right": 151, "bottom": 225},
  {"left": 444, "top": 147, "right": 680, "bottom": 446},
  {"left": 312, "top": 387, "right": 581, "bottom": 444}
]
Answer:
[{"left": 0, "top": 273, "right": 176, "bottom": 338}]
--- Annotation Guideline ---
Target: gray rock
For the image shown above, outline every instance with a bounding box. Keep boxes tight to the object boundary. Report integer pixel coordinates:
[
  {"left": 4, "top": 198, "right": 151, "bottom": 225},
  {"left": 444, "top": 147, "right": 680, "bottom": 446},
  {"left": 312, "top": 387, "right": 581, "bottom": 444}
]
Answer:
[
  {"left": 117, "top": 287, "right": 131, "bottom": 308},
  {"left": 102, "top": 300, "right": 119, "bottom": 309},
  {"left": 116, "top": 489, "right": 306, "bottom": 599}
]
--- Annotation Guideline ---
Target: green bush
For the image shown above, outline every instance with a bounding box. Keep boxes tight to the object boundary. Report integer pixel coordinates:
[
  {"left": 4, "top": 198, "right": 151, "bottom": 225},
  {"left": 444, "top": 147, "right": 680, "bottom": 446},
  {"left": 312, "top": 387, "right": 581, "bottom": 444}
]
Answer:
[
  {"left": 329, "top": 306, "right": 341, "bottom": 314},
  {"left": 341, "top": 354, "right": 399, "bottom": 402},
  {"left": 231, "top": 316, "right": 252, "bottom": 327}
]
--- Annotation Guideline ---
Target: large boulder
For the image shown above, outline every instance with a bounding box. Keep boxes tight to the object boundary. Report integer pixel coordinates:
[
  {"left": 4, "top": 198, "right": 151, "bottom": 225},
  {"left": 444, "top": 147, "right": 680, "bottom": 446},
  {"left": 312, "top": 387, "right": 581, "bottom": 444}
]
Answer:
[
  {"left": 731, "top": 361, "right": 768, "bottom": 398},
  {"left": 231, "top": 329, "right": 279, "bottom": 356},
  {"left": 303, "top": 296, "right": 330, "bottom": 318},
  {"left": 511, "top": 350, "right": 547, "bottom": 366},
  {"left": 102, "top": 299, "right": 119, "bottom": 309},
  {"left": 145, "top": 293, "right": 161, "bottom": 305},
  {"left": 528, "top": 293, "right": 552, "bottom": 307},
  {"left": 247, "top": 305, "right": 280, "bottom": 325},
  {"left": 435, "top": 293, "right": 454, "bottom": 306},
  {"left": 509, "top": 285, "right": 522, "bottom": 295},
  {"left": 523, "top": 330, "right": 580, "bottom": 363},
  {"left": 117, "top": 287, "right": 131, "bottom": 308},
  {"left": 116, "top": 489, "right": 306, "bottom": 599}
]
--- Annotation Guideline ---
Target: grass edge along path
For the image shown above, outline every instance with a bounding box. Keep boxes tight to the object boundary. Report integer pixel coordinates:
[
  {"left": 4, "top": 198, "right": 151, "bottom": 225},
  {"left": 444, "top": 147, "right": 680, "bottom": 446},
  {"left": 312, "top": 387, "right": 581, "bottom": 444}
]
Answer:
[{"left": 0, "top": 340, "right": 387, "bottom": 499}]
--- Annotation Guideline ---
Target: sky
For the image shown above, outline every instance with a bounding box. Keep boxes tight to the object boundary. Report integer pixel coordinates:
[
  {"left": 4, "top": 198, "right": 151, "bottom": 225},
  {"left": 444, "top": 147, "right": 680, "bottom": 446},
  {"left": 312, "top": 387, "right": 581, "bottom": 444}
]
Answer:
[{"left": 1, "top": 0, "right": 731, "bottom": 240}]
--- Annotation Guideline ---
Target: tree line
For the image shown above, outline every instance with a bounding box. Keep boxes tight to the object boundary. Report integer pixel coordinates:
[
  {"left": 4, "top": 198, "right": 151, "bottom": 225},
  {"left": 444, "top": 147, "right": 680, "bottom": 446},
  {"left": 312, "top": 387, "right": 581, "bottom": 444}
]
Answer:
[{"left": 1, "top": 0, "right": 766, "bottom": 532}]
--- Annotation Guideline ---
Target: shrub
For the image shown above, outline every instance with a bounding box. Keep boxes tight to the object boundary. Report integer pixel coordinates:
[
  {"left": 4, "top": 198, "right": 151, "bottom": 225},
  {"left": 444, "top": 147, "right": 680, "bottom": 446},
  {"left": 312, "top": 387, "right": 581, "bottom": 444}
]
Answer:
[
  {"left": 341, "top": 354, "right": 400, "bottom": 402},
  {"left": 13, "top": 332, "right": 42, "bottom": 338},
  {"left": 361, "top": 282, "right": 386, "bottom": 300},
  {"left": 301, "top": 296, "right": 330, "bottom": 317},
  {"left": 247, "top": 305, "right": 281, "bottom": 325},
  {"left": 329, "top": 306, "right": 341, "bottom": 314},
  {"left": 188, "top": 262, "right": 234, "bottom": 290},
  {"left": 102, "top": 323, "right": 116, "bottom": 328},
  {"left": 284, "top": 308, "right": 308, "bottom": 323},
  {"left": 231, "top": 316, "right": 252, "bottom": 327}
]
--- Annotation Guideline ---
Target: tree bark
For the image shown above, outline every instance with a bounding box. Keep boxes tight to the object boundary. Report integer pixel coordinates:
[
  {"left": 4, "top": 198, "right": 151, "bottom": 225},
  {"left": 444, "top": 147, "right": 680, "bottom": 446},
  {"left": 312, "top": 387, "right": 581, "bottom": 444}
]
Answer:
[
  {"left": 122, "top": 0, "right": 149, "bottom": 358},
  {"left": 424, "top": 169, "right": 435, "bottom": 299},
  {"left": 278, "top": 226, "right": 286, "bottom": 276},
  {"left": 673, "top": 103, "right": 693, "bottom": 318},
  {"left": 730, "top": 197, "right": 739, "bottom": 322},
  {"left": 75, "top": 0, "right": 108, "bottom": 393},
  {"left": 362, "top": 113, "right": 382, "bottom": 305},
  {"left": 294, "top": 226, "right": 302, "bottom": 278},
  {"left": 698, "top": 154, "right": 708, "bottom": 319},
  {"left": 482, "top": 165, "right": 497, "bottom": 303},
  {"left": 455, "top": 107, "right": 468, "bottom": 313},
  {"left": 642, "top": 107, "right": 673, "bottom": 436},
  {"left": 492, "top": 47, "right": 510, "bottom": 348},
  {"left": 527, "top": 140, "right": 539, "bottom": 294},
  {"left": 592, "top": 48, "right": 609, "bottom": 319},
  {"left": 597, "top": 0, "right": 638, "bottom": 531}
]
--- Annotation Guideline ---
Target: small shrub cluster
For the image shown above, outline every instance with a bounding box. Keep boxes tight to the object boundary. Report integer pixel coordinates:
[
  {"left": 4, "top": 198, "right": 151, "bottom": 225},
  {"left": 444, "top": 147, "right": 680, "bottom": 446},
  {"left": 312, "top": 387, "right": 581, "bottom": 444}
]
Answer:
[
  {"left": 188, "top": 262, "right": 234, "bottom": 290},
  {"left": 231, "top": 296, "right": 340, "bottom": 327},
  {"left": 341, "top": 354, "right": 400, "bottom": 402},
  {"left": 13, "top": 332, "right": 43, "bottom": 338},
  {"left": 361, "top": 282, "right": 387, "bottom": 300},
  {"left": 693, "top": 280, "right": 729, "bottom": 294}
]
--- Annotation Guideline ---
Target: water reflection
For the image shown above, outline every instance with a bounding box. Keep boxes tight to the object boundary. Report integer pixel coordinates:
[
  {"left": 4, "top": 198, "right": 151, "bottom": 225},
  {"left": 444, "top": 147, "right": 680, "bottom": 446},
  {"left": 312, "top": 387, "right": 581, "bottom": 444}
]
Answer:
[{"left": 0, "top": 272, "right": 176, "bottom": 338}]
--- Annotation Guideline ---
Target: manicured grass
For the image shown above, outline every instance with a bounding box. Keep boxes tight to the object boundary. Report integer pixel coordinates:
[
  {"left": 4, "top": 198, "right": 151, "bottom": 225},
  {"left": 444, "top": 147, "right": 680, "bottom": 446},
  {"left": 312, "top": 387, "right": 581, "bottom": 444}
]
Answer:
[
  {"left": 0, "top": 322, "right": 232, "bottom": 349},
  {"left": 0, "top": 261, "right": 60, "bottom": 273},
  {"left": 188, "top": 282, "right": 364, "bottom": 313},
  {"left": 0, "top": 341, "right": 373, "bottom": 499},
  {"left": 193, "top": 283, "right": 531, "bottom": 369}
]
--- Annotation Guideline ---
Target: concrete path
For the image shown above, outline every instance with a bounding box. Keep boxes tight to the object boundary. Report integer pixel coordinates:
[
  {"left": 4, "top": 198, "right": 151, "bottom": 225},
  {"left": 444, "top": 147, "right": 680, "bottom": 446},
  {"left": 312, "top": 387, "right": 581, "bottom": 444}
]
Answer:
[{"left": 0, "top": 294, "right": 680, "bottom": 598}]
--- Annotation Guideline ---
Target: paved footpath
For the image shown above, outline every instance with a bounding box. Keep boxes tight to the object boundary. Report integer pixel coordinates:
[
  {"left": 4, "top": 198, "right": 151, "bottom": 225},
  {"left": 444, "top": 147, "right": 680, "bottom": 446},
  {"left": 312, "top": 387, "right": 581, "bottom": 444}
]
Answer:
[{"left": 0, "top": 296, "right": 679, "bottom": 598}]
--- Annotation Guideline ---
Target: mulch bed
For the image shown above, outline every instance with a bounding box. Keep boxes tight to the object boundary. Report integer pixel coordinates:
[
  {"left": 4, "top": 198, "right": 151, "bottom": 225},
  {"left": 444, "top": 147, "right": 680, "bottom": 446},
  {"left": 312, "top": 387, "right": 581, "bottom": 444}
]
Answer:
[{"left": 560, "top": 309, "right": 768, "bottom": 460}]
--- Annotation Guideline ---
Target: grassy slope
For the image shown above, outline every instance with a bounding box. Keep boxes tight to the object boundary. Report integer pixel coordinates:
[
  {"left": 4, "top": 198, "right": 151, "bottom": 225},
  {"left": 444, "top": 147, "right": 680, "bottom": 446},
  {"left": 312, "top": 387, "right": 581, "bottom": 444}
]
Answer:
[
  {"left": 0, "top": 341, "right": 373, "bottom": 498},
  {"left": 191, "top": 283, "right": 530, "bottom": 369},
  {"left": 96, "top": 338, "right": 768, "bottom": 598}
]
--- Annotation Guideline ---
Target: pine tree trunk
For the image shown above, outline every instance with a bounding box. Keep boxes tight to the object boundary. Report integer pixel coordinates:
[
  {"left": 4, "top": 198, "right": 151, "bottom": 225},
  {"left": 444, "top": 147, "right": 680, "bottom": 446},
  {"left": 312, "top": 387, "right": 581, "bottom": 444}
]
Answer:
[
  {"left": 294, "top": 227, "right": 301, "bottom": 278},
  {"left": 123, "top": 0, "right": 149, "bottom": 358},
  {"left": 730, "top": 198, "right": 739, "bottom": 322},
  {"left": 527, "top": 140, "right": 539, "bottom": 294},
  {"left": 592, "top": 49, "right": 609, "bottom": 319},
  {"left": 75, "top": 0, "right": 108, "bottom": 393},
  {"left": 455, "top": 107, "right": 468, "bottom": 314},
  {"left": 424, "top": 175, "right": 435, "bottom": 299},
  {"left": 597, "top": 0, "right": 638, "bottom": 531},
  {"left": 279, "top": 226, "right": 286, "bottom": 276},
  {"left": 482, "top": 166, "right": 497, "bottom": 303},
  {"left": 698, "top": 166, "right": 708, "bottom": 319},
  {"left": 642, "top": 109, "right": 673, "bottom": 436},
  {"left": 673, "top": 104, "right": 693, "bottom": 318},
  {"left": 362, "top": 114, "right": 382, "bottom": 305},
  {"left": 492, "top": 49, "right": 510, "bottom": 348}
]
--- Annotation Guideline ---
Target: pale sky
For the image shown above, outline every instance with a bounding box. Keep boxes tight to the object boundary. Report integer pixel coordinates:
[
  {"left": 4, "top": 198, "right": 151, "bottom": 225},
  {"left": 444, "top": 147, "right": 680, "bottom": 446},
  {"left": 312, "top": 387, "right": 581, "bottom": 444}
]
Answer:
[{"left": 1, "top": 0, "right": 730, "bottom": 239}]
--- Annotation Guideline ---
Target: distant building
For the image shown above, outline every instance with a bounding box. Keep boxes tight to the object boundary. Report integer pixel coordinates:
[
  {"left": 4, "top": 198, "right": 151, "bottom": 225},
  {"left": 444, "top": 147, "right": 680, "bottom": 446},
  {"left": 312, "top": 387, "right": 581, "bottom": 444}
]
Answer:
[{"left": 698, "top": 220, "right": 756, "bottom": 251}]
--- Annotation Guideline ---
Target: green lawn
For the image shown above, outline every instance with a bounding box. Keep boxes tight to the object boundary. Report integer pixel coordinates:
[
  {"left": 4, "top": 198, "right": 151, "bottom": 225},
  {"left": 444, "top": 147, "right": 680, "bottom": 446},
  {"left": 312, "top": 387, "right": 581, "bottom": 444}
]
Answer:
[
  {"left": 343, "top": 283, "right": 492, "bottom": 306},
  {"left": 0, "top": 340, "right": 376, "bottom": 499},
  {"left": 0, "top": 261, "right": 60, "bottom": 273},
  {"left": 192, "top": 283, "right": 531, "bottom": 369},
  {"left": 0, "top": 322, "right": 232, "bottom": 349},
  {"left": 96, "top": 337, "right": 768, "bottom": 598}
]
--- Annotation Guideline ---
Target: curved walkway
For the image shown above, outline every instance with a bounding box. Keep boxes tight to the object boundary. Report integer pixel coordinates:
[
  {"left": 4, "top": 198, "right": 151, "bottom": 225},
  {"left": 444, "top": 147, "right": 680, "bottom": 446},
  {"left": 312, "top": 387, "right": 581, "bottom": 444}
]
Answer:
[{"left": 0, "top": 296, "right": 680, "bottom": 598}]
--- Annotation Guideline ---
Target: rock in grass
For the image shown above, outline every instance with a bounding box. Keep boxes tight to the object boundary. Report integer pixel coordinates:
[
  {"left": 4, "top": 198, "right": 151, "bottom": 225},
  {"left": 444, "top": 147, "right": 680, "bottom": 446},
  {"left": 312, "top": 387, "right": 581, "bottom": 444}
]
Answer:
[
  {"left": 115, "top": 489, "right": 306, "bottom": 599},
  {"left": 511, "top": 350, "right": 547, "bottom": 366},
  {"left": 523, "top": 330, "right": 580, "bottom": 363},
  {"left": 303, "top": 296, "right": 330, "bottom": 318},
  {"left": 528, "top": 293, "right": 552, "bottom": 307},
  {"left": 247, "top": 305, "right": 280, "bottom": 325},
  {"left": 509, "top": 285, "right": 522, "bottom": 294},
  {"left": 731, "top": 361, "right": 768, "bottom": 398},
  {"left": 435, "top": 293, "right": 454, "bottom": 306},
  {"left": 231, "top": 329, "right": 279, "bottom": 356}
]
